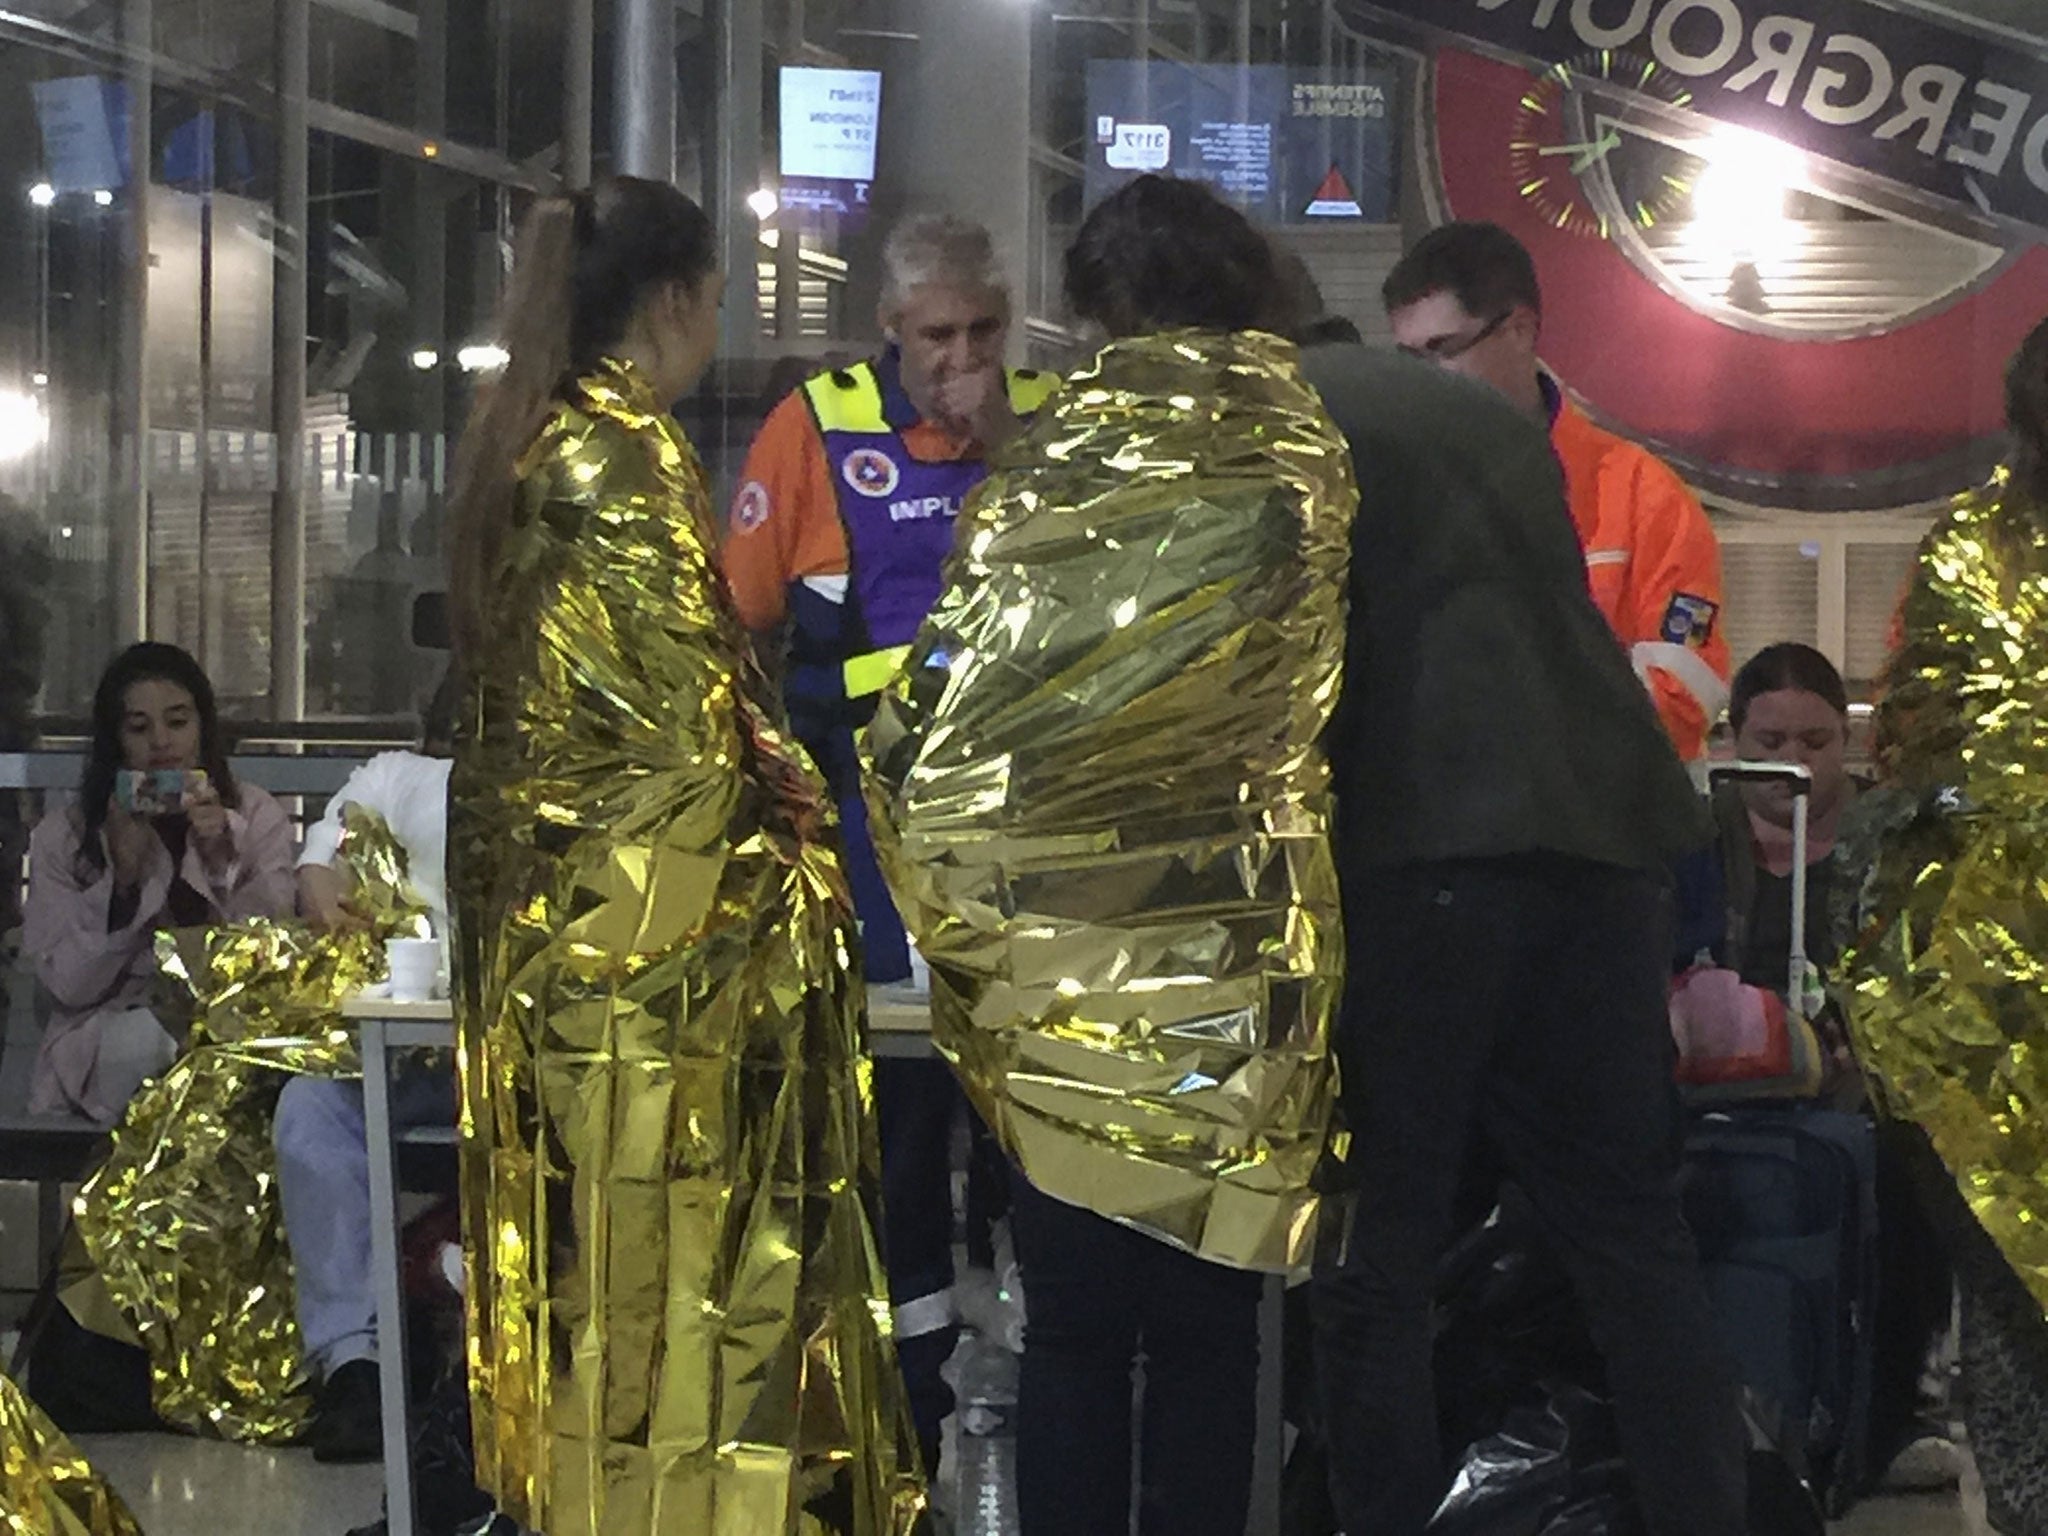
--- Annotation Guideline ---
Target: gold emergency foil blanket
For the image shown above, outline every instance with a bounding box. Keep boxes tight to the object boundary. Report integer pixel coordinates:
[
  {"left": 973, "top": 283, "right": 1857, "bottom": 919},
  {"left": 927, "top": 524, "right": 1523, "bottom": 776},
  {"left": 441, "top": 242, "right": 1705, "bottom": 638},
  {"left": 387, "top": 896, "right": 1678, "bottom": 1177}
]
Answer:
[
  {"left": 0, "top": 1372, "right": 144, "bottom": 1536},
  {"left": 449, "top": 359, "right": 924, "bottom": 1536},
  {"left": 1845, "top": 467, "right": 2048, "bottom": 1306},
  {"left": 73, "top": 809, "right": 430, "bottom": 1443},
  {"left": 864, "top": 330, "right": 1353, "bottom": 1273}
]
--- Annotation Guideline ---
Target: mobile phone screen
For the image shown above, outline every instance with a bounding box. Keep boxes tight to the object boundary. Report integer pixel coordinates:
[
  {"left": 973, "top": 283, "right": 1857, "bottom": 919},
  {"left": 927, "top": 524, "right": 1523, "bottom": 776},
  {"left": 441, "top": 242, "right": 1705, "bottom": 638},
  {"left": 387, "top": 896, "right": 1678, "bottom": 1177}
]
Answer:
[{"left": 115, "top": 768, "right": 204, "bottom": 816}]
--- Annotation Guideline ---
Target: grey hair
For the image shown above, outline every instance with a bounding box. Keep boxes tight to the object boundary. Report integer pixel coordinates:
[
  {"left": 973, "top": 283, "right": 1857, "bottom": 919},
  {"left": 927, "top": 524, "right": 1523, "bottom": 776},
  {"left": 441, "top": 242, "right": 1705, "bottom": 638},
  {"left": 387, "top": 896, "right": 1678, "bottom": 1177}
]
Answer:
[{"left": 880, "top": 214, "right": 1009, "bottom": 313}]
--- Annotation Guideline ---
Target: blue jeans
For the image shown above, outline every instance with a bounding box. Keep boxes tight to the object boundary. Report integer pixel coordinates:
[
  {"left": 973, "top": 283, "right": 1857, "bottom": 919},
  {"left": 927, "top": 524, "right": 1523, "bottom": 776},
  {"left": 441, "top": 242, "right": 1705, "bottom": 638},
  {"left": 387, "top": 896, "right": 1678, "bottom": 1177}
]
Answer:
[{"left": 273, "top": 1070, "right": 454, "bottom": 1377}]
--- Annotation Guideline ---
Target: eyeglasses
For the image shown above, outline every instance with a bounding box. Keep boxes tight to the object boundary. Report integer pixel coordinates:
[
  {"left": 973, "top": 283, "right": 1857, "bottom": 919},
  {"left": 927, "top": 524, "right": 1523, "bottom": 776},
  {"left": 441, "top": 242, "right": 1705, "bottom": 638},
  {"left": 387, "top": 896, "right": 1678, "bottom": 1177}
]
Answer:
[{"left": 1399, "top": 311, "right": 1512, "bottom": 365}]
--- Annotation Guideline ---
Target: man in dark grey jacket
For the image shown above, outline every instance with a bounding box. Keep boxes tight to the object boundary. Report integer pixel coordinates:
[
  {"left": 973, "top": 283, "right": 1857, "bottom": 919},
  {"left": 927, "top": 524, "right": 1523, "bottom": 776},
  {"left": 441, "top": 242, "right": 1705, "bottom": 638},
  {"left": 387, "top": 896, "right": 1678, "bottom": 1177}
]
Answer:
[{"left": 1303, "top": 341, "right": 1746, "bottom": 1536}]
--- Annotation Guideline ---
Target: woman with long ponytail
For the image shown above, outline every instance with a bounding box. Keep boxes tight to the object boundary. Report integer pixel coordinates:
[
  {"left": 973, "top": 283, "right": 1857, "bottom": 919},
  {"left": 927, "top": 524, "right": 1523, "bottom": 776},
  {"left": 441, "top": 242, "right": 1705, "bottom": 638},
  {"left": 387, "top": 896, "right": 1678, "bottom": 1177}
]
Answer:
[{"left": 446, "top": 177, "right": 925, "bottom": 1535}]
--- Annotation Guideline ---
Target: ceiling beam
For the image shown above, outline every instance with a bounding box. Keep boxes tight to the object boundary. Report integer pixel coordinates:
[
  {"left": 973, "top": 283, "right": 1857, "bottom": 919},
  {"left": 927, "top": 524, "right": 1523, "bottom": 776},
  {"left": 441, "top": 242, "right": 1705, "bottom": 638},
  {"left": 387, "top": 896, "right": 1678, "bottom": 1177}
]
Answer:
[{"left": 312, "top": 0, "right": 418, "bottom": 39}]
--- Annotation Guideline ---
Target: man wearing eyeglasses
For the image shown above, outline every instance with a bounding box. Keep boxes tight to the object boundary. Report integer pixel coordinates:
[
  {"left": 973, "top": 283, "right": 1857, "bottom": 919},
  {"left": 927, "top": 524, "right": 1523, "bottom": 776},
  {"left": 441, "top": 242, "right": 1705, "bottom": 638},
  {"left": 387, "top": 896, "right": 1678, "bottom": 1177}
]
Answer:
[{"left": 1384, "top": 222, "right": 1731, "bottom": 769}]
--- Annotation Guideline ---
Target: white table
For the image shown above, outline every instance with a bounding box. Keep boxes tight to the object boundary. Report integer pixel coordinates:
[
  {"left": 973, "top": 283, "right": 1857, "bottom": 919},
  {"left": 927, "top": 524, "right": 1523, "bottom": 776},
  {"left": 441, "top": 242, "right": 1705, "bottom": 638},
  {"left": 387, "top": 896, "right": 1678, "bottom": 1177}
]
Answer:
[
  {"left": 868, "top": 987, "right": 937, "bottom": 1058},
  {"left": 342, "top": 995, "right": 455, "bottom": 1536}
]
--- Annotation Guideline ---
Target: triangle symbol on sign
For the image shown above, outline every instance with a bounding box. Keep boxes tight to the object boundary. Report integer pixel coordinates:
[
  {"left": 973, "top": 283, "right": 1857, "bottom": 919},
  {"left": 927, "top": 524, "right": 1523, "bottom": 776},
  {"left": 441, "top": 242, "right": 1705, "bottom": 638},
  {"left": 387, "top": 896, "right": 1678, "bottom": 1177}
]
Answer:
[{"left": 1305, "top": 162, "right": 1365, "bottom": 218}]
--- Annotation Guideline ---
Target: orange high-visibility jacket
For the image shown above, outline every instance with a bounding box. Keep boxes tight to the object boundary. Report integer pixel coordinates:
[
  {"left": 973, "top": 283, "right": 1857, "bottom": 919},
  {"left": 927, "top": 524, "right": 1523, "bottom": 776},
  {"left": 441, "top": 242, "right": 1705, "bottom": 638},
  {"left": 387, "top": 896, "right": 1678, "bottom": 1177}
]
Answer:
[{"left": 1551, "top": 396, "right": 1731, "bottom": 762}]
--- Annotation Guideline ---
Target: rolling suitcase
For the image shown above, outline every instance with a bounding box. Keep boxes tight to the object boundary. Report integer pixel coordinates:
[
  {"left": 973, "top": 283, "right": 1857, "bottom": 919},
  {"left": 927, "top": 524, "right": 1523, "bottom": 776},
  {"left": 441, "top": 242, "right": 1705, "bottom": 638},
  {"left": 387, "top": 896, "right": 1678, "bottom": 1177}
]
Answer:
[{"left": 1684, "top": 763, "right": 1879, "bottom": 1514}]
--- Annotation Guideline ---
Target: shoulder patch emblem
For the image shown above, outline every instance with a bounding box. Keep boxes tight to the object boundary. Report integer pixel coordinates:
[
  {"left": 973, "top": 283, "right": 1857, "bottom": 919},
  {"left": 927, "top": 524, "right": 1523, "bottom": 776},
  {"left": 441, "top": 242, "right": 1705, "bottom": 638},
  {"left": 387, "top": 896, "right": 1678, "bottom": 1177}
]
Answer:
[
  {"left": 732, "top": 480, "right": 771, "bottom": 533},
  {"left": 1660, "top": 592, "right": 1720, "bottom": 649},
  {"left": 842, "top": 446, "right": 901, "bottom": 499}
]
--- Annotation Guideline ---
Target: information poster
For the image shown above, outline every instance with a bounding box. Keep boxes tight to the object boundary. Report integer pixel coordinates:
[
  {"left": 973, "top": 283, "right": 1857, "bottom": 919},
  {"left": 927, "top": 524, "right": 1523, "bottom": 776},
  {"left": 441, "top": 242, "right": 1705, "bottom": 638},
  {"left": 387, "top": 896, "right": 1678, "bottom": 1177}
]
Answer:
[
  {"left": 779, "top": 66, "right": 882, "bottom": 221},
  {"left": 1089, "top": 63, "right": 1392, "bottom": 222},
  {"left": 1085, "top": 62, "right": 1398, "bottom": 224},
  {"left": 32, "top": 76, "right": 130, "bottom": 194}
]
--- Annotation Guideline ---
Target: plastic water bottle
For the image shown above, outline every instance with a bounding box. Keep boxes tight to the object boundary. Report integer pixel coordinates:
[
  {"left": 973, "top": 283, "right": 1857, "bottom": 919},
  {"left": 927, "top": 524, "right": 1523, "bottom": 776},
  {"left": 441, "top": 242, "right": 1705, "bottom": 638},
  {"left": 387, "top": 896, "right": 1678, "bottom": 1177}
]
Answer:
[{"left": 952, "top": 1336, "right": 1021, "bottom": 1536}]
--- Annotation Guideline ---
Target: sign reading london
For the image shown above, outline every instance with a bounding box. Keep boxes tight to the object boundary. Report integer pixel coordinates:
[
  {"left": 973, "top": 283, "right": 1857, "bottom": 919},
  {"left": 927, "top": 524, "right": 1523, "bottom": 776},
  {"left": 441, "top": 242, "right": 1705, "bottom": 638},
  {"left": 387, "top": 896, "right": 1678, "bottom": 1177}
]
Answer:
[{"left": 779, "top": 67, "right": 881, "bottom": 222}]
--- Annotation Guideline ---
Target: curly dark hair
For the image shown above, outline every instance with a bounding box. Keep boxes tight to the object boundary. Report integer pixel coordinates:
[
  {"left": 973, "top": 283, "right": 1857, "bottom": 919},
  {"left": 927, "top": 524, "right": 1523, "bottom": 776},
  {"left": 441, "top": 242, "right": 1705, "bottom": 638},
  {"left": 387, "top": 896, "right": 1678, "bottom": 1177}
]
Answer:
[{"left": 1065, "top": 175, "right": 1296, "bottom": 338}]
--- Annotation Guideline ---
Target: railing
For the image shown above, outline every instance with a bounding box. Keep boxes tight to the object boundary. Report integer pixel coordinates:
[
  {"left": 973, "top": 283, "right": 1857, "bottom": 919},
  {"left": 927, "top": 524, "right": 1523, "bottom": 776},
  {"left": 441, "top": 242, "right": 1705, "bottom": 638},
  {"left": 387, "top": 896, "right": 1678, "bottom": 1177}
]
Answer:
[
  {"left": 0, "top": 751, "right": 375, "bottom": 797},
  {"left": 1, "top": 719, "right": 417, "bottom": 802}
]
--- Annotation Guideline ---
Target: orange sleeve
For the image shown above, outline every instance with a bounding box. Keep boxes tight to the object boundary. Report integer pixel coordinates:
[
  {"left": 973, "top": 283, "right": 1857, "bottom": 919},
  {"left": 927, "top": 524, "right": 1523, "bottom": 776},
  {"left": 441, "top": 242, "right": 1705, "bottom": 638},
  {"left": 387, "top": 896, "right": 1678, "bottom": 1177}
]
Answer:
[
  {"left": 1616, "top": 453, "right": 1732, "bottom": 762},
  {"left": 718, "top": 392, "right": 848, "bottom": 634}
]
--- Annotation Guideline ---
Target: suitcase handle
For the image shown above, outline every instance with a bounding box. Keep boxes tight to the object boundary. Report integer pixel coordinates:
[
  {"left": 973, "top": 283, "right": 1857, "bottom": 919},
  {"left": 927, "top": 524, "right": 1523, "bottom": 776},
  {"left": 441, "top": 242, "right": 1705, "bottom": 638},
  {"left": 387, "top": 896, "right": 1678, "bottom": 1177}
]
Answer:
[{"left": 1708, "top": 762, "right": 1814, "bottom": 1009}]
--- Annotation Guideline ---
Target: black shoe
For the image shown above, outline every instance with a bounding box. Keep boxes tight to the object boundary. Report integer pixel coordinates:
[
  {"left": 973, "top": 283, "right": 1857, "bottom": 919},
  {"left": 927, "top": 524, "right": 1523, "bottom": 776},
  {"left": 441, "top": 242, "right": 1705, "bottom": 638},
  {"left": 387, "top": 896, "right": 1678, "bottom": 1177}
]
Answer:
[{"left": 312, "top": 1359, "right": 384, "bottom": 1463}]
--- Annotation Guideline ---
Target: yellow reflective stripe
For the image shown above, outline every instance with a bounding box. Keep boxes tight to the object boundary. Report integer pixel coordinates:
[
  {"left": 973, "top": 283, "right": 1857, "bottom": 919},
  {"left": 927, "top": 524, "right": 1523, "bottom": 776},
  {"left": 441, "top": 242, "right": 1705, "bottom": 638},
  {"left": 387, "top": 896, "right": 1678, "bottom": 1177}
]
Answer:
[
  {"left": 843, "top": 645, "right": 912, "bottom": 698},
  {"left": 1006, "top": 369, "right": 1059, "bottom": 414},
  {"left": 806, "top": 362, "right": 1054, "bottom": 434},
  {"left": 803, "top": 366, "right": 887, "bottom": 434}
]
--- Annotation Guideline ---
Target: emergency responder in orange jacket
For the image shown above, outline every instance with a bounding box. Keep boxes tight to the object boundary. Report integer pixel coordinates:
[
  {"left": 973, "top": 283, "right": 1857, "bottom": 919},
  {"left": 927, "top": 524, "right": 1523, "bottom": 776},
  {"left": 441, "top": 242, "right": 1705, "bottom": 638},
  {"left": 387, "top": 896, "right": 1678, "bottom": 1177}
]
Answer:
[
  {"left": 719, "top": 214, "right": 1055, "bottom": 1478},
  {"left": 1383, "top": 221, "right": 1731, "bottom": 763}
]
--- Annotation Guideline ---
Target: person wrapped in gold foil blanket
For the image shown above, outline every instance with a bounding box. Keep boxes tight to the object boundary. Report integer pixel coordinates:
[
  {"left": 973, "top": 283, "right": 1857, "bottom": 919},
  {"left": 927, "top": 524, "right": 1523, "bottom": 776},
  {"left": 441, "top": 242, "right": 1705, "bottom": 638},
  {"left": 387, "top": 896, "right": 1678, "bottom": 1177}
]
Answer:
[
  {"left": 1840, "top": 316, "right": 2048, "bottom": 1532},
  {"left": 56, "top": 805, "right": 429, "bottom": 1445},
  {"left": 865, "top": 178, "right": 1354, "bottom": 1534},
  {"left": 445, "top": 179, "right": 923, "bottom": 1536},
  {"left": 1, "top": 1371, "right": 144, "bottom": 1536},
  {"left": 863, "top": 257, "right": 1354, "bottom": 1277},
  {"left": 1843, "top": 319, "right": 2048, "bottom": 1314}
]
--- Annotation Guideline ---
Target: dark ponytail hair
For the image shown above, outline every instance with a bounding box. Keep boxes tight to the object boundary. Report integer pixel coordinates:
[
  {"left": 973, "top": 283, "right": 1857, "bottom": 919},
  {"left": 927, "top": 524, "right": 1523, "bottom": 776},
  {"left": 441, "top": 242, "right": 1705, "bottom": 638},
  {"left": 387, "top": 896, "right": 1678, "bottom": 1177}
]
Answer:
[
  {"left": 1065, "top": 175, "right": 1297, "bottom": 339},
  {"left": 446, "top": 176, "right": 718, "bottom": 662},
  {"left": 1728, "top": 642, "right": 1848, "bottom": 735},
  {"left": 2007, "top": 313, "right": 2048, "bottom": 507},
  {"left": 79, "top": 642, "right": 236, "bottom": 876}
]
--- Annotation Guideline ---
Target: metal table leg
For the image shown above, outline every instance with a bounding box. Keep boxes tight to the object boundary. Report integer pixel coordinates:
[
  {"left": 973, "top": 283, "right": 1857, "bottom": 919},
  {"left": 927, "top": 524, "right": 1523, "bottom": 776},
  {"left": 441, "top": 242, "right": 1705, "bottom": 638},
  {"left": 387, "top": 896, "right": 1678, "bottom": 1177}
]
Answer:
[
  {"left": 361, "top": 1017, "right": 418, "bottom": 1536},
  {"left": 1248, "top": 1273, "right": 1285, "bottom": 1536}
]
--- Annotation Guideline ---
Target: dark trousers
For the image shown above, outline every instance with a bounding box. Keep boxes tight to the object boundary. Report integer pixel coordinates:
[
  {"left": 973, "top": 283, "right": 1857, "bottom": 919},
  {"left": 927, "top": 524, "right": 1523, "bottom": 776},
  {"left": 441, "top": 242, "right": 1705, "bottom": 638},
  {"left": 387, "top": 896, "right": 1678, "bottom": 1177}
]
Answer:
[
  {"left": 875, "top": 1055, "right": 961, "bottom": 1474},
  {"left": 1312, "top": 855, "right": 1747, "bottom": 1536},
  {"left": 1011, "top": 1174, "right": 1262, "bottom": 1536},
  {"left": 1869, "top": 1118, "right": 1956, "bottom": 1457}
]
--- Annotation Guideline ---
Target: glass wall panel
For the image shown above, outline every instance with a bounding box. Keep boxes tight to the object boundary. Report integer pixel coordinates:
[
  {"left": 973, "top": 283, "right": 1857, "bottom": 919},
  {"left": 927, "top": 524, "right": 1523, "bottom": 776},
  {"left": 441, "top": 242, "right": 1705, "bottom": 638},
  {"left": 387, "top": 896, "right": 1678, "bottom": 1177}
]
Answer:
[{"left": 0, "top": 0, "right": 2041, "bottom": 730}]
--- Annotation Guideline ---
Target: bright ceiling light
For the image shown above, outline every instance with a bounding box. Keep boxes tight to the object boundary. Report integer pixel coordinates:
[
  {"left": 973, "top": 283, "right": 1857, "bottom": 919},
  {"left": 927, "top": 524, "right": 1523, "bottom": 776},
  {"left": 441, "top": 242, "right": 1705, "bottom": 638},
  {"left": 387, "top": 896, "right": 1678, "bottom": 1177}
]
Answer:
[
  {"left": 1684, "top": 125, "right": 1806, "bottom": 297},
  {"left": 31, "top": 372, "right": 48, "bottom": 387},
  {"left": 456, "top": 344, "right": 510, "bottom": 373},
  {"left": 91, "top": 189, "right": 113, "bottom": 207},
  {"left": 0, "top": 391, "right": 49, "bottom": 463},
  {"left": 747, "top": 187, "right": 779, "bottom": 220},
  {"left": 411, "top": 348, "right": 441, "bottom": 371},
  {"left": 27, "top": 182, "right": 55, "bottom": 208},
  {"left": 1689, "top": 126, "right": 1802, "bottom": 246}
]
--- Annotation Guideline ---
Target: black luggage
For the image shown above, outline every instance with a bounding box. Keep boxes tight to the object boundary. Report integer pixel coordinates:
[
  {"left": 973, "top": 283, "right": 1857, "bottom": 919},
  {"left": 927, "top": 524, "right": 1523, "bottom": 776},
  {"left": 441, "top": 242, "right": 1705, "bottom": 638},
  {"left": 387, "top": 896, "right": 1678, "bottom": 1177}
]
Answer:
[{"left": 1684, "top": 1106, "right": 1878, "bottom": 1513}]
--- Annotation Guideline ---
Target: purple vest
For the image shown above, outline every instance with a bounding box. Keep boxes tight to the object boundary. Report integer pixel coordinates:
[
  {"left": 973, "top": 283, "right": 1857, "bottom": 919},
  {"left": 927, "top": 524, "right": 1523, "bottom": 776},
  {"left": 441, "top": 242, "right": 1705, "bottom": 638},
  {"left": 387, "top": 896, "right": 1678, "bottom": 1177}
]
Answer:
[
  {"left": 799, "top": 357, "right": 1055, "bottom": 652},
  {"left": 817, "top": 431, "right": 989, "bottom": 650}
]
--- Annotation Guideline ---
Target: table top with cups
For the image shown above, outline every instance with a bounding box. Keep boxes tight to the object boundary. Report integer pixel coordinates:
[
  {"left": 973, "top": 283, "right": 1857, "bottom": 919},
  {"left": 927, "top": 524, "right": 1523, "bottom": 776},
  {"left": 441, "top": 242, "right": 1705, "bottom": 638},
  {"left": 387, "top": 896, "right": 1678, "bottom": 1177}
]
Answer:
[{"left": 339, "top": 990, "right": 932, "bottom": 1033}]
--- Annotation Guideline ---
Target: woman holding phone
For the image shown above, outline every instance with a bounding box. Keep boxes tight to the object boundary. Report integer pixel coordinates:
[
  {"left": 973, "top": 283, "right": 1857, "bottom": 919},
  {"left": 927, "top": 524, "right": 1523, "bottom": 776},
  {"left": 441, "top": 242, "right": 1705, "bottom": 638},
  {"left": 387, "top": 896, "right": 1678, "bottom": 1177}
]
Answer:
[{"left": 24, "top": 641, "right": 295, "bottom": 1122}]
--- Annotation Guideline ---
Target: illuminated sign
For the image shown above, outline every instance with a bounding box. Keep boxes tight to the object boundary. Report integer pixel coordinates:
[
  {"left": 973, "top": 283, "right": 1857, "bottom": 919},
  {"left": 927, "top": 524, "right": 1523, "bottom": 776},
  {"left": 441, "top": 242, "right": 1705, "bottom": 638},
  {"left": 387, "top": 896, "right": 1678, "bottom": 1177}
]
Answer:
[{"left": 780, "top": 66, "right": 881, "bottom": 220}]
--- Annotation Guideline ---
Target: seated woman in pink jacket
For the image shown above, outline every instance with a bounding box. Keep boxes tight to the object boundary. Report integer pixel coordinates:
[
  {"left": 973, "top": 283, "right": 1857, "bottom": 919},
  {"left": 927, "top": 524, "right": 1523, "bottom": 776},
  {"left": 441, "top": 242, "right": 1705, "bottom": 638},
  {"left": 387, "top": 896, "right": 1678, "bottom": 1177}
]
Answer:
[{"left": 24, "top": 642, "right": 295, "bottom": 1122}]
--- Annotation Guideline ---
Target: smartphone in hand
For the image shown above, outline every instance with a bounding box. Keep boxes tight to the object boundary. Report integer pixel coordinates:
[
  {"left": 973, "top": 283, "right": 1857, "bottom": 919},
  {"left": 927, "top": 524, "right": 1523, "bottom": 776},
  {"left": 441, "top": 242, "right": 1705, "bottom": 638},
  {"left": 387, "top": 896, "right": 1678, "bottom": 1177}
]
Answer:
[{"left": 115, "top": 767, "right": 209, "bottom": 817}]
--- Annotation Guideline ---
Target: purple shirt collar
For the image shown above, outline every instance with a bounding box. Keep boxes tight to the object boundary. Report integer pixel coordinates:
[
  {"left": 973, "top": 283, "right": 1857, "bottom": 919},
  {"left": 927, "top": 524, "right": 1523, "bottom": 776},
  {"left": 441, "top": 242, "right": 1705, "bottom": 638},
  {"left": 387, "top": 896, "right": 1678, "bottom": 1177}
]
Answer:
[{"left": 874, "top": 345, "right": 923, "bottom": 433}]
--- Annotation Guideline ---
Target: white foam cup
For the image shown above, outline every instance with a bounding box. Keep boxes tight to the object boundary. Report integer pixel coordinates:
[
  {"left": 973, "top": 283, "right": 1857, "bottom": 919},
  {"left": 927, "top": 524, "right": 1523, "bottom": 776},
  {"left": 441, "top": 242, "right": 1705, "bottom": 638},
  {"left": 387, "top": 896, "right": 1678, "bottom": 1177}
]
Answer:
[{"left": 386, "top": 937, "right": 441, "bottom": 1003}]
